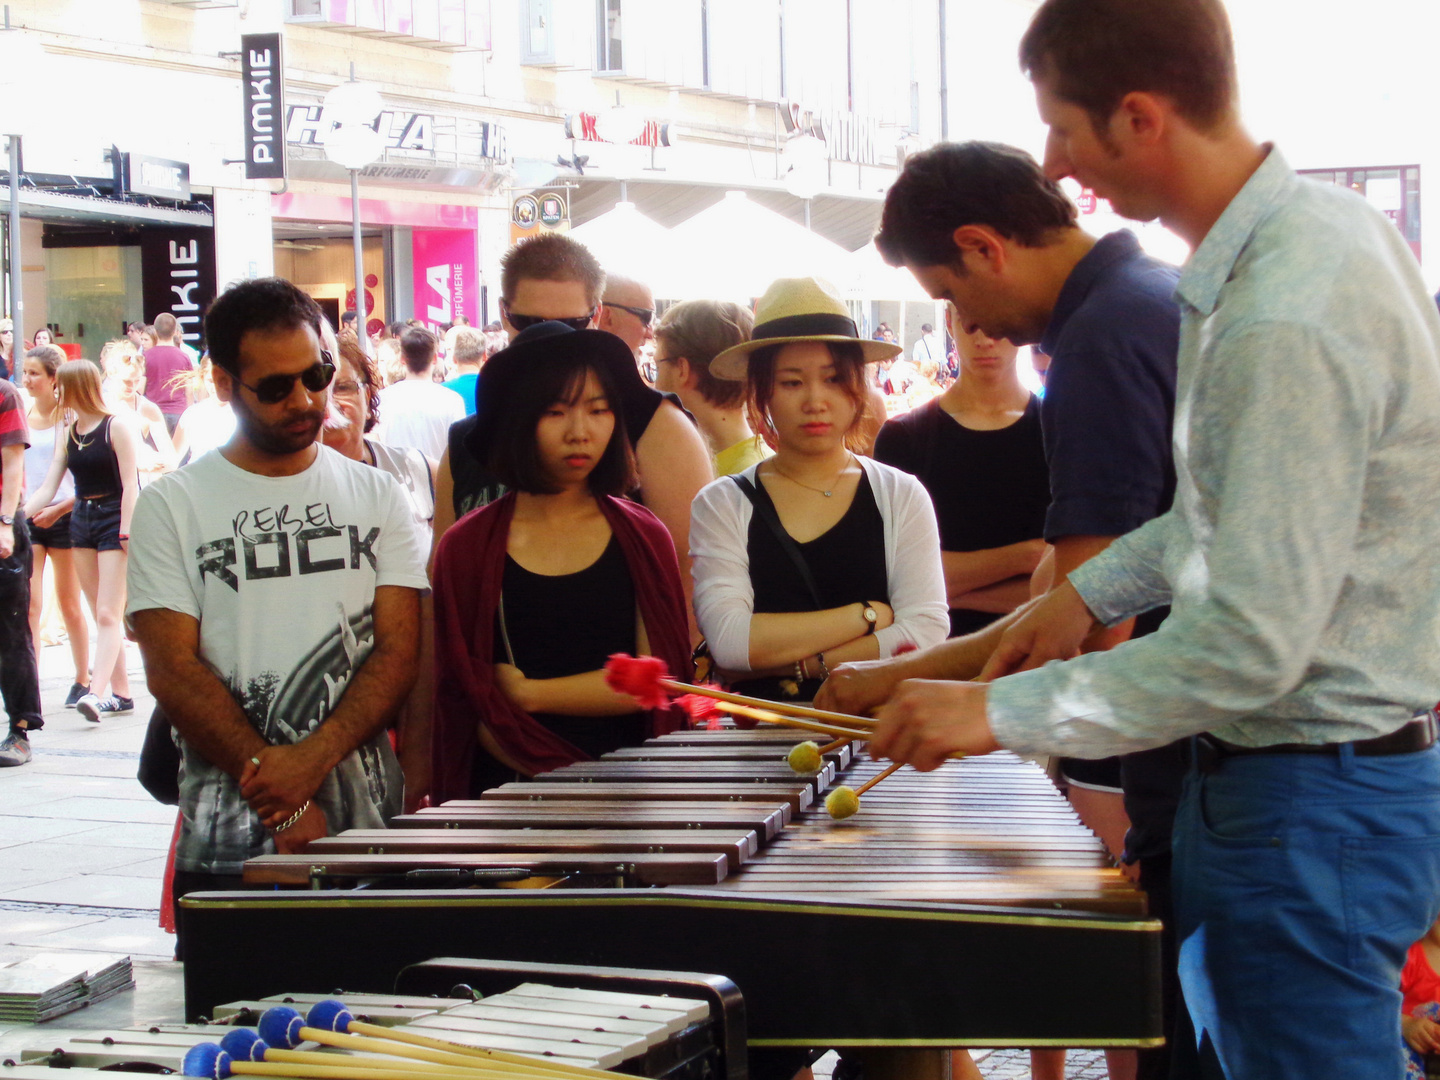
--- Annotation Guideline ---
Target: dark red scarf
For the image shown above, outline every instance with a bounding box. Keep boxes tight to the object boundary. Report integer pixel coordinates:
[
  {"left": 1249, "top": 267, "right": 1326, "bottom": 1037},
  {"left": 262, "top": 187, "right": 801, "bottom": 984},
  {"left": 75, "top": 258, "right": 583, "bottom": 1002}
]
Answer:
[{"left": 430, "top": 492, "right": 691, "bottom": 802}]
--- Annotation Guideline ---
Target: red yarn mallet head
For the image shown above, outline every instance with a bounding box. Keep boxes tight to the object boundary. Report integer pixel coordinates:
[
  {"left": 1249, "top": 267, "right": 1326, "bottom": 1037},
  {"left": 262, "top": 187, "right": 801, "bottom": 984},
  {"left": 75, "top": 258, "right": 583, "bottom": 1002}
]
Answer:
[{"left": 605, "top": 653, "right": 672, "bottom": 709}]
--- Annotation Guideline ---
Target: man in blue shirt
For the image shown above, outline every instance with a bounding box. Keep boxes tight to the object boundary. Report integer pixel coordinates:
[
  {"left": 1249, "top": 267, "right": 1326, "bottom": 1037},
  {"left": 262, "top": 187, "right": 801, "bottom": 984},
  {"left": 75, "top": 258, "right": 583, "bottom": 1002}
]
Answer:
[
  {"left": 826, "top": 139, "right": 1186, "bottom": 1080},
  {"left": 440, "top": 325, "right": 484, "bottom": 415},
  {"left": 861, "top": 2, "right": 1440, "bottom": 1078}
]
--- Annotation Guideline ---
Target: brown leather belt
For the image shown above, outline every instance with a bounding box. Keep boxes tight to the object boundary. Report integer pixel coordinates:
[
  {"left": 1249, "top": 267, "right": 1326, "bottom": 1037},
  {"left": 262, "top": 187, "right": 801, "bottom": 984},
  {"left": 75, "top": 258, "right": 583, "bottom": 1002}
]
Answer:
[{"left": 1198, "top": 711, "right": 1439, "bottom": 768}]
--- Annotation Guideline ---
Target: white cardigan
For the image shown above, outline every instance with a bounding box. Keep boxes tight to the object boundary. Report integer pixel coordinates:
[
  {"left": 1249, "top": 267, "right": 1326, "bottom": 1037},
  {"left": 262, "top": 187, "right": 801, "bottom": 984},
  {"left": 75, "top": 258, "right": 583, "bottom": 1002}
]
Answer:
[{"left": 690, "top": 456, "right": 949, "bottom": 671}]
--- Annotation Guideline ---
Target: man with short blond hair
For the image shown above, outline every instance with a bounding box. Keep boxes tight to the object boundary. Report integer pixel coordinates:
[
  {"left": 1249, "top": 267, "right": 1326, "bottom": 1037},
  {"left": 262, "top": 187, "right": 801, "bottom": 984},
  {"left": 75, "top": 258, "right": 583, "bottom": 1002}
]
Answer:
[{"left": 441, "top": 327, "right": 486, "bottom": 415}]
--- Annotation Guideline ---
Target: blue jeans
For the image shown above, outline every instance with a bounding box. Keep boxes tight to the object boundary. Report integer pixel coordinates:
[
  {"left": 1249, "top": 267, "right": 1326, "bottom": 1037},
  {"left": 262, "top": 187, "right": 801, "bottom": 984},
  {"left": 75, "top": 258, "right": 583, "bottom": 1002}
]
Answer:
[{"left": 1174, "top": 740, "right": 1440, "bottom": 1079}]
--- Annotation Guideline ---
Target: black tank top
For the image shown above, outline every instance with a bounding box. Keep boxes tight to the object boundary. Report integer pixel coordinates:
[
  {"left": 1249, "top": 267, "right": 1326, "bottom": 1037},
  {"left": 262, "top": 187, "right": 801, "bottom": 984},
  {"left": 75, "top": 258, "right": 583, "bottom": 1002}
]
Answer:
[
  {"left": 67, "top": 415, "right": 123, "bottom": 500},
  {"left": 492, "top": 534, "right": 642, "bottom": 759},
  {"left": 733, "top": 470, "right": 890, "bottom": 702}
]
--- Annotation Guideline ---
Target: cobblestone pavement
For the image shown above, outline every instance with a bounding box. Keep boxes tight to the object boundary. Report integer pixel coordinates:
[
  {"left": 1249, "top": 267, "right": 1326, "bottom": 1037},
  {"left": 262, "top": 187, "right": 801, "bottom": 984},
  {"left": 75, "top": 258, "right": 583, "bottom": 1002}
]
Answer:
[{"left": 810, "top": 1048, "right": 1111, "bottom": 1078}]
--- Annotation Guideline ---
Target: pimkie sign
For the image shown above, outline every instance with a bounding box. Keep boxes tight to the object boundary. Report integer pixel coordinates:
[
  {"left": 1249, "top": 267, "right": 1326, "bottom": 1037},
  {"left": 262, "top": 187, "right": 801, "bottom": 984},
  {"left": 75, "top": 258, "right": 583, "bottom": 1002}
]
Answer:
[{"left": 241, "top": 33, "right": 286, "bottom": 180}]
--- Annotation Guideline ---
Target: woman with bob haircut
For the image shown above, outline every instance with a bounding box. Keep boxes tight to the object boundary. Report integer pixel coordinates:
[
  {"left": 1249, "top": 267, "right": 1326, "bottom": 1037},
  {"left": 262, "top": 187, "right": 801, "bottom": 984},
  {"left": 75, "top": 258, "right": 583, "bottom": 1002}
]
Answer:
[
  {"left": 429, "top": 321, "right": 691, "bottom": 799},
  {"left": 25, "top": 359, "right": 141, "bottom": 722},
  {"left": 690, "top": 277, "right": 949, "bottom": 704}
]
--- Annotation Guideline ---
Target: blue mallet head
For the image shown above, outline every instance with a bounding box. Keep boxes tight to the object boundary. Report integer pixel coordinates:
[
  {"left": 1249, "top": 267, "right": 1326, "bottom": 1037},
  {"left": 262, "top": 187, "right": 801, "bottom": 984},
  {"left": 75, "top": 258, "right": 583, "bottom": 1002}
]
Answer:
[
  {"left": 258, "top": 1005, "right": 305, "bottom": 1049},
  {"left": 219, "top": 1029, "right": 266, "bottom": 1063},
  {"left": 182, "top": 1043, "right": 233, "bottom": 1080},
  {"left": 306, "top": 998, "right": 354, "bottom": 1033}
]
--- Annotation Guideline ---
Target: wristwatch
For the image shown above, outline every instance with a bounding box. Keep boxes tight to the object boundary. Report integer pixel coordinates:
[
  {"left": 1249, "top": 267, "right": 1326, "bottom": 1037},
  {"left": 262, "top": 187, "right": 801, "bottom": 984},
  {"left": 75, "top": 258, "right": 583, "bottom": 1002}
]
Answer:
[
  {"left": 0, "top": 514, "right": 14, "bottom": 526},
  {"left": 860, "top": 601, "right": 878, "bottom": 635}
]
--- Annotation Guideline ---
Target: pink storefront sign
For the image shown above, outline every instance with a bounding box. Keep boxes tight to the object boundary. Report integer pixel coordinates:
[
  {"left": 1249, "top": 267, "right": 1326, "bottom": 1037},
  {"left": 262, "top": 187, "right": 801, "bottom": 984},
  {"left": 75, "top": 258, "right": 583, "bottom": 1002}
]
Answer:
[{"left": 412, "top": 228, "right": 478, "bottom": 332}]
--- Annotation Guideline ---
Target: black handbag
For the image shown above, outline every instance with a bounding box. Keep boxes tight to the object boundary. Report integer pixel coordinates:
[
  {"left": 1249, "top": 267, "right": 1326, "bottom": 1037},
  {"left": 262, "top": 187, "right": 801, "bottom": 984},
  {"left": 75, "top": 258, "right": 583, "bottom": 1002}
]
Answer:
[{"left": 137, "top": 703, "right": 181, "bottom": 806}]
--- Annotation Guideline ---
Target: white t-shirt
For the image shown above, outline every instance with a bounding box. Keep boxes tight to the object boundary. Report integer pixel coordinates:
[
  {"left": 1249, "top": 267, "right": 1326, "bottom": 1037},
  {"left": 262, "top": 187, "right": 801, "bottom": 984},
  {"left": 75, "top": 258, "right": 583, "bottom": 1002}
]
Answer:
[
  {"left": 911, "top": 333, "right": 937, "bottom": 366},
  {"left": 374, "top": 378, "right": 465, "bottom": 461},
  {"left": 126, "top": 445, "right": 430, "bottom": 874},
  {"left": 176, "top": 398, "right": 236, "bottom": 466}
]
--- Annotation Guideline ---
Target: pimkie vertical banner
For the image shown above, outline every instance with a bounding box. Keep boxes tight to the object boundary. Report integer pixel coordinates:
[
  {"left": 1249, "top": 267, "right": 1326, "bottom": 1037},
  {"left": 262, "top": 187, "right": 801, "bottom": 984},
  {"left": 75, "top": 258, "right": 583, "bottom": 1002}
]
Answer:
[
  {"left": 412, "top": 229, "right": 478, "bottom": 334},
  {"left": 140, "top": 228, "right": 218, "bottom": 349},
  {"left": 241, "top": 33, "right": 286, "bottom": 180}
]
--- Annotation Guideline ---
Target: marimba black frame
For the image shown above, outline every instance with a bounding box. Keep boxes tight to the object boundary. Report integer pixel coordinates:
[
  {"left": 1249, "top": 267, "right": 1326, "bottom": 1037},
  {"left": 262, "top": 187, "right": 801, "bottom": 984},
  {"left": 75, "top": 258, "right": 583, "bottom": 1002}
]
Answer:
[{"left": 180, "top": 887, "right": 1164, "bottom": 1049}]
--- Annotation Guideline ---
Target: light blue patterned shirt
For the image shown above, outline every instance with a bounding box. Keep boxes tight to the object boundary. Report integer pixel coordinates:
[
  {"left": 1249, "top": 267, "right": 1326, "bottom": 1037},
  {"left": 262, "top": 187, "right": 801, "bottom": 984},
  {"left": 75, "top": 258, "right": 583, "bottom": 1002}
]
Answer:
[{"left": 989, "top": 147, "right": 1440, "bottom": 757}]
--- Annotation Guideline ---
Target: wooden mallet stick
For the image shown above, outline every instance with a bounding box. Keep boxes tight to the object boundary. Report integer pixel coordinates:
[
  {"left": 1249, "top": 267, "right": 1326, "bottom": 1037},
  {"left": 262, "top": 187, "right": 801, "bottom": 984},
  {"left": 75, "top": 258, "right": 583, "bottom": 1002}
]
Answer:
[
  {"left": 218, "top": 1031, "right": 500, "bottom": 1079},
  {"left": 823, "top": 760, "right": 906, "bottom": 820},
  {"left": 263, "top": 1002, "right": 614, "bottom": 1080},
  {"left": 185, "top": 1043, "right": 546, "bottom": 1080},
  {"left": 715, "top": 700, "right": 870, "bottom": 741},
  {"left": 604, "top": 653, "right": 876, "bottom": 730}
]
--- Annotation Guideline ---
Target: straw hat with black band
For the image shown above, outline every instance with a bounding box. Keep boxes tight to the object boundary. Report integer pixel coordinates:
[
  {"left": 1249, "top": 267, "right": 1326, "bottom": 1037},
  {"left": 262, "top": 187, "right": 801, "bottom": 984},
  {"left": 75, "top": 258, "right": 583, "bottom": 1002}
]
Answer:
[
  {"left": 709, "top": 277, "right": 902, "bottom": 380},
  {"left": 464, "top": 320, "right": 650, "bottom": 464}
]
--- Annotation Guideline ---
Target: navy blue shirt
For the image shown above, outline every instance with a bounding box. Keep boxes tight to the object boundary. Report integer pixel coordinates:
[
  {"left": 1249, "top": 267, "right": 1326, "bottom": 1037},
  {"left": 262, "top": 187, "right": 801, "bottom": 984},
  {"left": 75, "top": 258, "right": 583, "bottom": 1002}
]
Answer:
[
  {"left": 1039, "top": 229, "right": 1183, "bottom": 863},
  {"left": 1039, "top": 230, "right": 1179, "bottom": 543}
]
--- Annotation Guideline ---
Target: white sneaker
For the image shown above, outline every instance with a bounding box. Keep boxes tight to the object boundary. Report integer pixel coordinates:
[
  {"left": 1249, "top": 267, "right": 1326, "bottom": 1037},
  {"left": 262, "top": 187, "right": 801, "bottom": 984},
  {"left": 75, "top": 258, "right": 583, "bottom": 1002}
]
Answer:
[
  {"left": 0, "top": 730, "right": 31, "bottom": 766},
  {"left": 76, "top": 693, "right": 104, "bottom": 723}
]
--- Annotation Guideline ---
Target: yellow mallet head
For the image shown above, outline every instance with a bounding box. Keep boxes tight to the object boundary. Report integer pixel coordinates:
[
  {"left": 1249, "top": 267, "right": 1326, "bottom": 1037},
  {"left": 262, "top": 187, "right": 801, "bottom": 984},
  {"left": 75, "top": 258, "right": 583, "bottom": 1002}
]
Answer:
[
  {"left": 787, "top": 740, "right": 824, "bottom": 774},
  {"left": 825, "top": 786, "right": 860, "bottom": 819}
]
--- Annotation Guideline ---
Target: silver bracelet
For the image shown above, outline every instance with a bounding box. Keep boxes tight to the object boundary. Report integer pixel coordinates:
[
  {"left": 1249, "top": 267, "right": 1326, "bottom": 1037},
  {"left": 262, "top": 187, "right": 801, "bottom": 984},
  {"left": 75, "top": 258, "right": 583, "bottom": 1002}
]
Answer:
[
  {"left": 274, "top": 800, "right": 311, "bottom": 833},
  {"left": 815, "top": 652, "right": 830, "bottom": 680}
]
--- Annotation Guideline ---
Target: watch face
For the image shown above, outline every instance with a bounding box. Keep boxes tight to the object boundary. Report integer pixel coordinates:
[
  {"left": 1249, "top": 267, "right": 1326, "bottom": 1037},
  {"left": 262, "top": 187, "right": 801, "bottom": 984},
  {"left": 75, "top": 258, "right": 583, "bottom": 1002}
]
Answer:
[{"left": 864, "top": 605, "right": 877, "bottom": 623}]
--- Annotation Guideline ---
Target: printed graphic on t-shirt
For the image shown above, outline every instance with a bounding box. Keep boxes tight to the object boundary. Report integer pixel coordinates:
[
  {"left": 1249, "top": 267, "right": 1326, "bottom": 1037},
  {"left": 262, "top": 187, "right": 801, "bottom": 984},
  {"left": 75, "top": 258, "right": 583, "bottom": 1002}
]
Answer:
[{"left": 196, "top": 501, "right": 379, "bottom": 590}]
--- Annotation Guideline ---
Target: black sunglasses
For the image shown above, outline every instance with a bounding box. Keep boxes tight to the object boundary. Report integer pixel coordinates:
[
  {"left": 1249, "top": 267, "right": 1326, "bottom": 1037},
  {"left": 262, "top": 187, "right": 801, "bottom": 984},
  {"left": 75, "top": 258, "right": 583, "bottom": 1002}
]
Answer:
[
  {"left": 501, "top": 300, "right": 595, "bottom": 333},
  {"left": 231, "top": 352, "right": 336, "bottom": 404},
  {"left": 604, "top": 301, "right": 654, "bottom": 327}
]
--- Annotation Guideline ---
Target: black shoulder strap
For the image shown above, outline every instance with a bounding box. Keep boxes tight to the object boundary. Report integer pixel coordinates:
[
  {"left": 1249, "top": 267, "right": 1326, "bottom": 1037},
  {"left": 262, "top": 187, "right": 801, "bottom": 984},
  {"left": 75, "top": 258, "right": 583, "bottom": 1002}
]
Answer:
[{"left": 730, "top": 473, "right": 823, "bottom": 609}]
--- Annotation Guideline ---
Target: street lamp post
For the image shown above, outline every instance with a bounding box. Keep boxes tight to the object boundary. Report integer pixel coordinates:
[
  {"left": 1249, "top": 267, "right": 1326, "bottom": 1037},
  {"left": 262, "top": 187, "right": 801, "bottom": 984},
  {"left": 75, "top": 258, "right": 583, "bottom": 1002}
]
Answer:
[
  {"left": 0, "top": 9, "right": 44, "bottom": 339},
  {"left": 322, "top": 68, "right": 384, "bottom": 355},
  {"left": 781, "top": 134, "right": 827, "bottom": 231}
]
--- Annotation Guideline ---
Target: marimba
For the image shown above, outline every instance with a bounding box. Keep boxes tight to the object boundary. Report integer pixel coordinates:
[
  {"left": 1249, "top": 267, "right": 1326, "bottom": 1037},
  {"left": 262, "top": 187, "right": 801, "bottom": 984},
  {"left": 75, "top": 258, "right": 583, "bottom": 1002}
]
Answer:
[{"left": 184, "top": 732, "right": 1163, "bottom": 1071}]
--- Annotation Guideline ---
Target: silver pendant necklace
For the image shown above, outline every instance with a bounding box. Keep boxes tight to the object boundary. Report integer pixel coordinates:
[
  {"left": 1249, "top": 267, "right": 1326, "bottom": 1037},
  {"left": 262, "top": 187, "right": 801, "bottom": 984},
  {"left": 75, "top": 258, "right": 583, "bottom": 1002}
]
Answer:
[{"left": 771, "top": 453, "right": 853, "bottom": 497}]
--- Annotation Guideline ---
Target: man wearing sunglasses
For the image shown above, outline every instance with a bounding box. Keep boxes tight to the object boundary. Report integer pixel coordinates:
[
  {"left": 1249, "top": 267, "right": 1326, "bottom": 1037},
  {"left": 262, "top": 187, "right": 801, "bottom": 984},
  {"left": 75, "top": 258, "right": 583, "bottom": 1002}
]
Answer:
[
  {"left": 126, "top": 278, "right": 430, "bottom": 956},
  {"left": 596, "top": 273, "right": 656, "bottom": 358}
]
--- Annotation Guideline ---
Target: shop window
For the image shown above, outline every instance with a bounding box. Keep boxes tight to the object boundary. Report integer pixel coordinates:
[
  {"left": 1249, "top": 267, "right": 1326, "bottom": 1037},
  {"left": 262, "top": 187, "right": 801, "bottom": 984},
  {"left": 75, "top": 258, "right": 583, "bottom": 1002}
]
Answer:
[
  {"left": 520, "top": 0, "right": 555, "bottom": 64},
  {"left": 597, "top": 0, "right": 623, "bottom": 72},
  {"left": 1300, "top": 164, "right": 1421, "bottom": 262}
]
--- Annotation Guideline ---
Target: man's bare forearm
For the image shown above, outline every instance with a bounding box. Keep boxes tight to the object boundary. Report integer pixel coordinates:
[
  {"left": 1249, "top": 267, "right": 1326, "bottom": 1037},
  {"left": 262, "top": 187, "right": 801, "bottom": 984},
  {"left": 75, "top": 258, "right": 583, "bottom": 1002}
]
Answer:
[
  {"left": 906, "top": 599, "right": 1040, "bottom": 681},
  {"left": 131, "top": 609, "right": 266, "bottom": 780}
]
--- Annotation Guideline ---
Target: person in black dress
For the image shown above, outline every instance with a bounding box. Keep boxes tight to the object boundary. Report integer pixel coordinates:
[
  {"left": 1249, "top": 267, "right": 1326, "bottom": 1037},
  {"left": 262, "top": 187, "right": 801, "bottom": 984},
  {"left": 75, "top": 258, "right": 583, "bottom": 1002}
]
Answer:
[{"left": 874, "top": 324, "right": 1049, "bottom": 638}]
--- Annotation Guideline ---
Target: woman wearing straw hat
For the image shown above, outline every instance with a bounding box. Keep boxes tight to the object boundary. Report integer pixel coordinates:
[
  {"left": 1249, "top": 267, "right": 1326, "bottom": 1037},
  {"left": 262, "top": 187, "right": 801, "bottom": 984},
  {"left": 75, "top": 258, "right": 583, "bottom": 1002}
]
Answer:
[{"left": 690, "top": 277, "right": 948, "bottom": 703}]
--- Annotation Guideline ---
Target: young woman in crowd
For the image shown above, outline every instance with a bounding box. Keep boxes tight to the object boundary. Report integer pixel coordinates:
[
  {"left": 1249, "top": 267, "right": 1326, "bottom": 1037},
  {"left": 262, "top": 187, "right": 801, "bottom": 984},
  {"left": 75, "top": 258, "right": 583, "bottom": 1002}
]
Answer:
[
  {"left": 101, "top": 340, "right": 176, "bottom": 484},
  {"left": 690, "top": 277, "right": 948, "bottom": 704},
  {"left": 20, "top": 346, "right": 90, "bottom": 705},
  {"left": 0, "top": 319, "right": 14, "bottom": 380},
  {"left": 25, "top": 360, "right": 140, "bottom": 722},
  {"left": 323, "top": 334, "right": 435, "bottom": 535},
  {"left": 429, "top": 322, "right": 690, "bottom": 800},
  {"left": 873, "top": 323, "right": 1050, "bottom": 637},
  {"left": 31, "top": 328, "right": 52, "bottom": 349}
]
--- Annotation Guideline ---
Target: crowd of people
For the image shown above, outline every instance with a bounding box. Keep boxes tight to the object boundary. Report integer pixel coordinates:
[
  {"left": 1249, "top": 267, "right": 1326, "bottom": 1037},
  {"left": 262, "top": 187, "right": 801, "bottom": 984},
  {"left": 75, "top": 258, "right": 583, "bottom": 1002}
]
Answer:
[{"left": 0, "top": 1, "right": 1439, "bottom": 1078}]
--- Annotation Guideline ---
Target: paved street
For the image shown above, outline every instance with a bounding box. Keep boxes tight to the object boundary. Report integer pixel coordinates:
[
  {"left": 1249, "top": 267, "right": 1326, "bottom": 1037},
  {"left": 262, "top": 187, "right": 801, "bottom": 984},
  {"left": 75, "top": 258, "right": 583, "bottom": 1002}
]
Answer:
[{"left": 0, "top": 641, "right": 173, "bottom": 965}]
